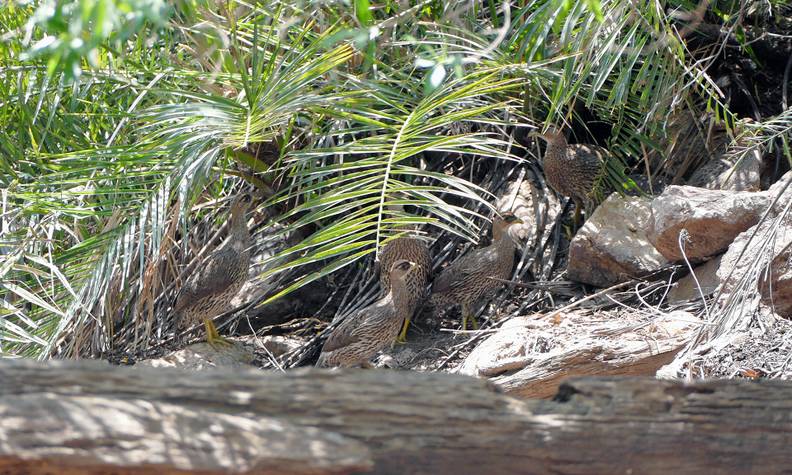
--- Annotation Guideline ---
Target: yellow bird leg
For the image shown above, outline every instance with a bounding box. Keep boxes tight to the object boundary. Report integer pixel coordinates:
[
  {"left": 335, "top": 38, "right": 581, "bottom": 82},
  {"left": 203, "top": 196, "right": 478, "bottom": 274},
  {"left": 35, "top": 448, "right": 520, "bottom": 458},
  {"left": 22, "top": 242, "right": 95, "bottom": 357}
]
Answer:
[
  {"left": 203, "top": 318, "right": 231, "bottom": 349},
  {"left": 461, "top": 303, "right": 478, "bottom": 331},
  {"left": 563, "top": 223, "right": 575, "bottom": 241},
  {"left": 396, "top": 317, "right": 411, "bottom": 344}
]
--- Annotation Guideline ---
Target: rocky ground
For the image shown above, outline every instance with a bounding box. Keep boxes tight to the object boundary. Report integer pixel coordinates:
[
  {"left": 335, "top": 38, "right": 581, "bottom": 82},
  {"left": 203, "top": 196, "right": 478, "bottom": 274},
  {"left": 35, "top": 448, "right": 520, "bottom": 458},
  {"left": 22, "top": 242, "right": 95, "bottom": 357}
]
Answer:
[{"left": 133, "top": 156, "right": 792, "bottom": 398}]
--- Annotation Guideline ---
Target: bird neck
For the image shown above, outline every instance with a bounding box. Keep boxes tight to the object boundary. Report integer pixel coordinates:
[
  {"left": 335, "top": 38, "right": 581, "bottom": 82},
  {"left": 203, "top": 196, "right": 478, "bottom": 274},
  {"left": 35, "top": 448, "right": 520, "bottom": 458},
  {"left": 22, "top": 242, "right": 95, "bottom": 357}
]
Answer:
[
  {"left": 229, "top": 209, "right": 250, "bottom": 249},
  {"left": 389, "top": 277, "right": 411, "bottom": 310},
  {"left": 544, "top": 133, "right": 570, "bottom": 161},
  {"left": 492, "top": 224, "right": 516, "bottom": 251},
  {"left": 492, "top": 221, "right": 508, "bottom": 242}
]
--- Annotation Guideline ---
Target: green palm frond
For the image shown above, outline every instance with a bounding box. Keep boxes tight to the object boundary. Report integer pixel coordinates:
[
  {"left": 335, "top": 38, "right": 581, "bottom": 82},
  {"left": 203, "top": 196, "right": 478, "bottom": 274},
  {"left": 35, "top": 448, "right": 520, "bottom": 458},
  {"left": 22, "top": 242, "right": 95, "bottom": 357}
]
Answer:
[
  {"left": 256, "top": 70, "right": 525, "bottom": 304},
  {"left": 1, "top": 0, "right": 767, "bottom": 361},
  {"left": 1, "top": 13, "right": 356, "bottom": 357}
]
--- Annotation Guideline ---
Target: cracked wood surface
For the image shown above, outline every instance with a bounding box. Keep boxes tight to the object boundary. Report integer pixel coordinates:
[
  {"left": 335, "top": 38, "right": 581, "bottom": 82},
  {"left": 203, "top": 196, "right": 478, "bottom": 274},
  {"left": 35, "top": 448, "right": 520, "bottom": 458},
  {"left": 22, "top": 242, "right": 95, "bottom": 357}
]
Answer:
[{"left": 1, "top": 360, "right": 791, "bottom": 474}]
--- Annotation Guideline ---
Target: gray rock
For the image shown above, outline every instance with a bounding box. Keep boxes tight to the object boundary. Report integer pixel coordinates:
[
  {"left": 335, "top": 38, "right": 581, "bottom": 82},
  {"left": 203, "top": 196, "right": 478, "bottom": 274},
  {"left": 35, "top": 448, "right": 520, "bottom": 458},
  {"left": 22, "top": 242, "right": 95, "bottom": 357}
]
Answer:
[
  {"left": 668, "top": 255, "right": 722, "bottom": 304},
  {"left": 647, "top": 185, "right": 769, "bottom": 262},
  {"left": 567, "top": 194, "right": 668, "bottom": 287},
  {"left": 717, "top": 171, "right": 792, "bottom": 317},
  {"left": 138, "top": 340, "right": 255, "bottom": 370},
  {"left": 459, "top": 310, "right": 700, "bottom": 398},
  {"left": 687, "top": 151, "right": 762, "bottom": 191}
]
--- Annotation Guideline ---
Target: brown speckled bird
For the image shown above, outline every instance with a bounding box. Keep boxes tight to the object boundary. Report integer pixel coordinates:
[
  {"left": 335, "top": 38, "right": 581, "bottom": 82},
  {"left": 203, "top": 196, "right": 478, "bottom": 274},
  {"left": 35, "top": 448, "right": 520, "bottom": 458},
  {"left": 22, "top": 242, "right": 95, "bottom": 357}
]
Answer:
[
  {"left": 378, "top": 237, "right": 431, "bottom": 342},
  {"left": 431, "top": 213, "right": 523, "bottom": 330},
  {"left": 174, "top": 193, "right": 253, "bottom": 347},
  {"left": 534, "top": 126, "right": 608, "bottom": 226},
  {"left": 316, "top": 259, "right": 417, "bottom": 368}
]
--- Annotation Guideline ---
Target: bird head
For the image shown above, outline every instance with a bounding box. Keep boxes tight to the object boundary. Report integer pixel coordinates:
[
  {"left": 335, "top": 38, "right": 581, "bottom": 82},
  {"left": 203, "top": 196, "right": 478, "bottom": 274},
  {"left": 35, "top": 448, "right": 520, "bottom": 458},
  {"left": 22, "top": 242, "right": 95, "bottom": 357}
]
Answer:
[
  {"left": 494, "top": 211, "right": 523, "bottom": 228},
  {"left": 529, "top": 125, "right": 565, "bottom": 144},
  {"left": 231, "top": 192, "right": 254, "bottom": 212},
  {"left": 492, "top": 212, "right": 524, "bottom": 241},
  {"left": 390, "top": 259, "right": 417, "bottom": 280}
]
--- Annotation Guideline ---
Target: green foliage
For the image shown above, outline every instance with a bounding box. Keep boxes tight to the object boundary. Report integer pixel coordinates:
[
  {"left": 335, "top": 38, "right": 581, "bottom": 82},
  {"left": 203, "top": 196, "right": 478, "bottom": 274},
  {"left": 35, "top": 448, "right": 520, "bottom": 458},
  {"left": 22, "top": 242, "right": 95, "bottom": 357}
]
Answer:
[
  {"left": 2, "top": 0, "right": 787, "bottom": 358},
  {"left": 20, "top": 0, "right": 170, "bottom": 79}
]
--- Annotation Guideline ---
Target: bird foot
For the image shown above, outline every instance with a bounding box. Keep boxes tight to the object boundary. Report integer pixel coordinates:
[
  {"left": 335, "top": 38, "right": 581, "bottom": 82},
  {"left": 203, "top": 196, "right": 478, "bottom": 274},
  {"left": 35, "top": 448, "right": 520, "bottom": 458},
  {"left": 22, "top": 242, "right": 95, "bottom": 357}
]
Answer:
[
  {"left": 563, "top": 223, "right": 576, "bottom": 241},
  {"left": 395, "top": 318, "right": 411, "bottom": 344},
  {"left": 204, "top": 319, "right": 233, "bottom": 350},
  {"left": 206, "top": 334, "right": 233, "bottom": 350},
  {"left": 461, "top": 314, "right": 479, "bottom": 331}
]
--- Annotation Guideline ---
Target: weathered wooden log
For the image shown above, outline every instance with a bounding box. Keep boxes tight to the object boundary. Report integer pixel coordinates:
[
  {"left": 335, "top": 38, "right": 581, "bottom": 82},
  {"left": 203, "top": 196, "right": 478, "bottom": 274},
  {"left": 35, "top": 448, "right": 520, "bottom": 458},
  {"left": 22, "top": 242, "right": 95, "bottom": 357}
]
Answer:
[{"left": 1, "top": 359, "right": 791, "bottom": 475}]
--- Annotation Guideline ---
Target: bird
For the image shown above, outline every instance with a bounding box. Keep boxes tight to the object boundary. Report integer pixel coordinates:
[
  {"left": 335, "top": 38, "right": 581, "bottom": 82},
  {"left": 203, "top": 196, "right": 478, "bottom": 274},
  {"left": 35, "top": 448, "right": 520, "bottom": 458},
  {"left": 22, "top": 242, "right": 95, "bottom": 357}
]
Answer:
[
  {"left": 532, "top": 126, "right": 609, "bottom": 228},
  {"left": 431, "top": 212, "right": 523, "bottom": 331},
  {"left": 378, "top": 237, "right": 431, "bottom": 343},
  {"left": 174, "top": 192, "right": 254, "bottom": 348},
  {"left": 316, "top": 259, "right": 417, "bottom": 368}
]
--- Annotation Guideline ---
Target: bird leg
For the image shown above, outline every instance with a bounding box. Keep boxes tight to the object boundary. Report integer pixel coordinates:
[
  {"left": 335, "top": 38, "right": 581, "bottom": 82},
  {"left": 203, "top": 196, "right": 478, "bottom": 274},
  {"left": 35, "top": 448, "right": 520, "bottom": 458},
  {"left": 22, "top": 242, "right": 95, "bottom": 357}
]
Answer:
[
  {"left": 203, "top": 318, "right": 232, "bottom": 349},
  {"left": 563, "top": 201, "right": 582, "bottom": 240},
  {"left": 396, "top": 317, "right": 411, "bottom": 344},
  {"left": 461, "top": 303, "right": 479, "bottom": 331}
]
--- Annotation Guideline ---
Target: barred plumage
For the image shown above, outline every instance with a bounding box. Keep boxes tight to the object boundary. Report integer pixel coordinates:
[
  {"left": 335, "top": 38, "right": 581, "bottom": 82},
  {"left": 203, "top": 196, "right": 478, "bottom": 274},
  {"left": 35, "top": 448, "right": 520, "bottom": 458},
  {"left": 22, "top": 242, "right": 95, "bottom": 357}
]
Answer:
[
  {"left": 535, "top": 127, "right": 608, "bottom": 225},
  {"left": 174, "top": 193, "right": 253, "bottom": 346},
  {"left": 379, "top": 237, "right": 431, "bottom": 341},
  {"left": 317, "top": 259, "right": 417, "bottom": 368},
  {"left": 431, "top": 213, "right": 523, "bottom": 330}
]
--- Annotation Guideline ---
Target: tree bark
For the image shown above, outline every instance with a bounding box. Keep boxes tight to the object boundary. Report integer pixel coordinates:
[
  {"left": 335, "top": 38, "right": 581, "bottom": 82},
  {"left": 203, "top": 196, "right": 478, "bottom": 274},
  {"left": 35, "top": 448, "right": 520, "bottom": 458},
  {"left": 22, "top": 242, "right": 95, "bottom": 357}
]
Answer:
[{"left": 1, "top": 359, "right": 791, "bottom": 475}]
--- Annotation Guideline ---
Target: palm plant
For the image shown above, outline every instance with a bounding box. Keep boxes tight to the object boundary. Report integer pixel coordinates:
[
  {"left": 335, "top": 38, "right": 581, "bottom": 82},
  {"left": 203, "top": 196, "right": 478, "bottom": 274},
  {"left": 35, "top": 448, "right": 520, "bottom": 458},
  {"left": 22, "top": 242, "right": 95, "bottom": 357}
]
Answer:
[{"left": 3, "top": 0, "right": 773, "bottom": 361}]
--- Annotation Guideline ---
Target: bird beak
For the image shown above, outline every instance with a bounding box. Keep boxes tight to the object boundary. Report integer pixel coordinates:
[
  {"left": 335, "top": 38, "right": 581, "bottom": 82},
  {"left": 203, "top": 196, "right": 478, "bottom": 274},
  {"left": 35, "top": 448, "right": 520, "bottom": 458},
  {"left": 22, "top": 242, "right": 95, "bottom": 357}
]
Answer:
[{"left": 404, "top": 261, "right": 417, "bottom": 276}]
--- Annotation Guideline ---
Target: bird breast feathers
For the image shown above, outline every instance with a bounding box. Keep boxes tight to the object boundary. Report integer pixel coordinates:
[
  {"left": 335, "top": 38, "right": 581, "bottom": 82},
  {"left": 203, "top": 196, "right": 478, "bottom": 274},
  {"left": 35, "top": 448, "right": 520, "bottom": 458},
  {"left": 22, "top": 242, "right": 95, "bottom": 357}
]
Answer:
[
  {"left": 174, "top": 249, "right": 240, "bottom": 311},
  {"left": 321, "top": 298, "right": 395, "bottom": 353},
  {"left": 433, "top": 245, "right": 500, "bottom": 293}
]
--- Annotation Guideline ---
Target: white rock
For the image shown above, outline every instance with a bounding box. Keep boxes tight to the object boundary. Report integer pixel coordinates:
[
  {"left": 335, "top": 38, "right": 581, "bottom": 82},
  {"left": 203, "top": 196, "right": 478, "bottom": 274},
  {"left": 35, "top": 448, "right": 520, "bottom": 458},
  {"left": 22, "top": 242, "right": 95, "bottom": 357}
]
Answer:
[
  {"left": 496, "top": 172, "right": 562, "bottom": 242},
  {"left": 668, "top": 255, "right": 722, "bottom": 304},
  {"left": 567, "top": 194, "right": 668, "bottom": 287},
  {"left": 647, "top": 185, "right": 769, "bottom": 262},
  {"left": 459, "top": 310, "right": 699, "bottom": 398},
  {"left": 718, "top": 208, "right": 792, "bottom": 317},
  {"left": 687, "top": 151, "right": 762, "bottom": 191},
  {"left": 760, "top": 242, "right": 792, "bottom": 316},
  {"left": 251, "top": 335, "right": 302, "bottom": 357}
]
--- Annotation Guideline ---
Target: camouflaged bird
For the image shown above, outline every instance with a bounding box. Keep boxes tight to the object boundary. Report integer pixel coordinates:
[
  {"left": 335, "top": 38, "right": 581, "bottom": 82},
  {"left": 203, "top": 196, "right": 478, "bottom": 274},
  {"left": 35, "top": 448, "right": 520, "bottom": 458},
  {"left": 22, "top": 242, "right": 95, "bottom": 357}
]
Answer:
[
  {"left": 534, "top": 126, "right": 609, "bottom": 226},
  {"left": 316, "top": 259, "right": 417, "bottom": 368},
  {"left": 378, "top": 237, "right": 431, "bottom": 342},
  {"left": 431, "top": 213, "right": 523, "bottom": 330},
  {"left": 174, "top": 193, "right": 253, "bottom": 347}
]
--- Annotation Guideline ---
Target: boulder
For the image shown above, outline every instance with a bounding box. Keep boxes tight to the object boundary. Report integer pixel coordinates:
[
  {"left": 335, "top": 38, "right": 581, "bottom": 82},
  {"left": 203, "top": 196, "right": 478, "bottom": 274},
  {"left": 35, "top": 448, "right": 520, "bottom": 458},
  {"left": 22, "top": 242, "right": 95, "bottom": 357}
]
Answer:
[
  {"left": 759, "top": 242, "right": 792, "bottom": 316},
  {"left": 567, "top": 194, "right": 668, "bottom": 287},
  {"left": 647, "top": 185, "right": 768, "bottom": 262},
  {"left": 717, "top": 171, "right": 792, "bottom": 317},
  {"left": 495, "top": 170, "right": 562, "bottom": 242},
  {"left": 459, "top": 309, "right": 700, "bottom": 398},
  {"left": 767, "top": 170, "right": 792, "bottom": 214},
  {"left": 686, "top": 151, "right": 762, "bottom": 191},
  {"left": 667, "top": 255, "right": 722, "bottom": 304},
  {"left": 255, "top": 335, "right": 302, "bottom": 357}
]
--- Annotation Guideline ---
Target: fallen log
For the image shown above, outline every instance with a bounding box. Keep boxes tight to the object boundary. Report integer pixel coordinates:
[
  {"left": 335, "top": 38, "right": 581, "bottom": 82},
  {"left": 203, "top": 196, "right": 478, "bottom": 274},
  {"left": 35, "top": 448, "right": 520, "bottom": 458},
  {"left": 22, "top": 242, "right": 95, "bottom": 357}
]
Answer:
[{"left": 1, "top": 359, "right": 791, "bottom": 474}]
